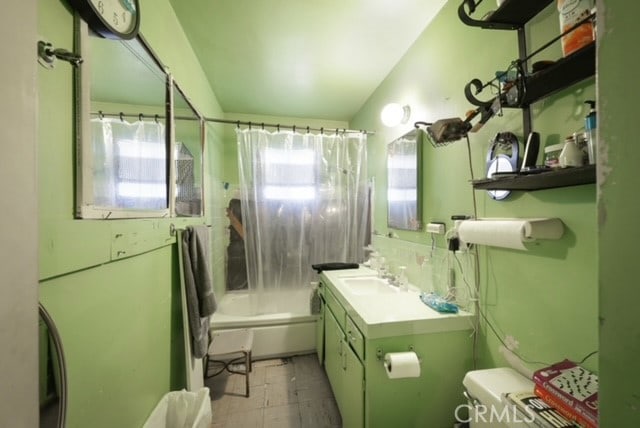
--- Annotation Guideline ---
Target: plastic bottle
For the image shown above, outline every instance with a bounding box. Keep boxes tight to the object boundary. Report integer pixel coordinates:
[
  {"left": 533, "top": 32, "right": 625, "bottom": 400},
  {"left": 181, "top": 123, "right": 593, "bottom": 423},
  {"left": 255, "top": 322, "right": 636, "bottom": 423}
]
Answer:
[
  {"left": 397, "top": 266, "right": 408, "bottom": 291},
  {"left": 419, "top": 292, "right": 459, "bottom": 314},
  {"left": 559, "top": 134, "right": 583, "bottom": 167},
  {"left": 584, "top": 100, "right": 597, "bottom": 164}
]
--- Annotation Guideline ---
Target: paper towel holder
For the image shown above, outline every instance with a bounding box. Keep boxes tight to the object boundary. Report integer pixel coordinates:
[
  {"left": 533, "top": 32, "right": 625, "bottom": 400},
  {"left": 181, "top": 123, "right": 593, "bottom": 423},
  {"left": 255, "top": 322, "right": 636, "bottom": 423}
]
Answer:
[
  {"left": 456, "top": 217, "right": 564, "bottom": 250},
  {"left": 376, "top": 346, "right": 420, "bottom": 362}
]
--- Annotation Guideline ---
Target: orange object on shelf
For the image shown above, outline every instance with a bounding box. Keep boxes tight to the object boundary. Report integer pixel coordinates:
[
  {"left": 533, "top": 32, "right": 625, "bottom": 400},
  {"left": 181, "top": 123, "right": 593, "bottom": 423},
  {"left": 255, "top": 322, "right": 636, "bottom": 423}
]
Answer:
[{"left": 558, "top": 0, "right": 595, "bottom": 57}]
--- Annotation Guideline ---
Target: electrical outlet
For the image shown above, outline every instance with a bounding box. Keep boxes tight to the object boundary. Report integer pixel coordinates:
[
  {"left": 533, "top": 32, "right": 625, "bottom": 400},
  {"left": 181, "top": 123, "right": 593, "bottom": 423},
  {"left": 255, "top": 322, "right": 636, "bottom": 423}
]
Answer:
[{"left": 426, "top": 222, "right": 445, "bottom": 234}]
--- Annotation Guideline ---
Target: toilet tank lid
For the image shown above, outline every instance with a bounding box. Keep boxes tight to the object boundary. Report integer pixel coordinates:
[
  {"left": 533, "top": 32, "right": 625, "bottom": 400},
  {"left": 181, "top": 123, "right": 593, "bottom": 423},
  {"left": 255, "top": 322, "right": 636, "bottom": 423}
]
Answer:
[{"left": 463, "top": 368, "right": 534, "bottom": 408}]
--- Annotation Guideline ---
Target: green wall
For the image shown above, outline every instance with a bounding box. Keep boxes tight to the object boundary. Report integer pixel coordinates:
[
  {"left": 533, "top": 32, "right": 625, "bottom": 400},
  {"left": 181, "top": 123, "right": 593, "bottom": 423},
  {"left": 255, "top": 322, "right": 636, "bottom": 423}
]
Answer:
[
  {"left": 350, "top": 0, "right": 598, "bottom": 380},
  {"left": 598, "top": 0, "right": 640, "bottom": 426},
  {"left": 37, "top": 0, "right": 225, "bottom": 426}
]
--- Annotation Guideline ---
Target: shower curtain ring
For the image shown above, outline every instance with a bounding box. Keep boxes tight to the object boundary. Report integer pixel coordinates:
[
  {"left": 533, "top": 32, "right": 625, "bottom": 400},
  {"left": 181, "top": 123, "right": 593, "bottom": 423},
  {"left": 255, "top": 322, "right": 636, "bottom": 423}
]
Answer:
[
  {"left": 306, "top": 126, "right": 310, "bottom": 134},
  {"left": 119, "top": 112, "right": 124, "bottom": 122},
  {"left": 249, "top": 121, "right": 252, "bottom": 130},
  {"left": 154, "top": 114, "right": 159, "bottom": 123},
  {"left": 321, "top": 127, "right": 324, "bottom": 134},
  {"left": 293, "top": 125, "right": 296, "bottom": 133},
  {"left": 236, "top": 121, "right": 240, "bottom": 129},
  {"left": 139, "top": 113, "right": 143, "bottom": 122},
  {"left": 98, "top": 110, "right": 104, "bottom": 120},
  {"left": 261, "top": 122, "right": 265, "bottom": 130},
  {"left": 335, "top": 128, "right": 339, "bottom": 135},
  {"left": 277, "top": 124, "right": 280, "bottom": 132}
]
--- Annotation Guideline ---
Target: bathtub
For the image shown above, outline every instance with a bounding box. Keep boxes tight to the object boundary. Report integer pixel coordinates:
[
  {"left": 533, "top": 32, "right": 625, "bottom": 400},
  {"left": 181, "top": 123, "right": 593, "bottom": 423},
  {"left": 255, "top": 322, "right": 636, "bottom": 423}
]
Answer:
[{"left": 210, "top": 289, "right": 318, "bottom": 359}]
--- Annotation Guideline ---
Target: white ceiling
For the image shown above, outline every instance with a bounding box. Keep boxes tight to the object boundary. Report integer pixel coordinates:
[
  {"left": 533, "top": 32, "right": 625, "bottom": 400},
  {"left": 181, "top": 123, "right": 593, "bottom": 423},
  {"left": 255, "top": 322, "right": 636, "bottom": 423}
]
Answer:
[{"left": 169, "top": 0, "right": 448, "bottom": 121}]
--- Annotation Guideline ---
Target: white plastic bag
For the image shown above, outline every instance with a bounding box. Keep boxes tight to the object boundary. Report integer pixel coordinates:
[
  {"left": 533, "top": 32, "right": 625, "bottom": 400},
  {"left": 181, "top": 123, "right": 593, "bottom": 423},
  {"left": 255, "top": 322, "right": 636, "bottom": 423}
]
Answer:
[{"left": 143, "top": 387, "right": 212, "bottom": 428}]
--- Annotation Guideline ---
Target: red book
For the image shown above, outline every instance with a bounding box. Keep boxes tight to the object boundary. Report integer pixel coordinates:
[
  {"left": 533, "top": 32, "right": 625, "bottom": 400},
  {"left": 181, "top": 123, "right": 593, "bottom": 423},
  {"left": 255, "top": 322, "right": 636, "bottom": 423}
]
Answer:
[
  {"left": 533, "top": 360, "right": 598, "bottom": 428},
  {"left": 535, "top": 385, "right": 595, "bottom": 428}
]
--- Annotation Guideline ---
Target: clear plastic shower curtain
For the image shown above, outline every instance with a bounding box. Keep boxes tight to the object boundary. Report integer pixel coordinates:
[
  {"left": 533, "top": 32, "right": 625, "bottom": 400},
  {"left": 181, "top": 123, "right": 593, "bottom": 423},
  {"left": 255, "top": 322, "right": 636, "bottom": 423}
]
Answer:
[
  {"left": 91, "top": 118, "right": 166, "bottom": 210},
  {"left": 236, "top": 129, "right": 368, "bottom": 315}
]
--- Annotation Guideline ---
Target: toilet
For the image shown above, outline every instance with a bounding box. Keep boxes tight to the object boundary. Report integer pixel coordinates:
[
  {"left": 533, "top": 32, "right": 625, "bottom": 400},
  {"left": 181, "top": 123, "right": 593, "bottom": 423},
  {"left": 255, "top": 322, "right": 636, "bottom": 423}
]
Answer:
[{"left": 462, "top": 367, "right": 535, "bottom": 427}]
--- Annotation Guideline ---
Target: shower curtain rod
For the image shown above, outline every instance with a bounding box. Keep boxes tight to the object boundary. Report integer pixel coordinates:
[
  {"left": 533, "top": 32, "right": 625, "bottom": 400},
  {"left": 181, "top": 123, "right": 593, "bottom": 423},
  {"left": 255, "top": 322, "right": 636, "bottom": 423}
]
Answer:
[
  {"left": 203, "top": 117, "right": 375, "bottom": 135},
  {"left": 91, "top": 111, "right": 374, "bottom": 135}
]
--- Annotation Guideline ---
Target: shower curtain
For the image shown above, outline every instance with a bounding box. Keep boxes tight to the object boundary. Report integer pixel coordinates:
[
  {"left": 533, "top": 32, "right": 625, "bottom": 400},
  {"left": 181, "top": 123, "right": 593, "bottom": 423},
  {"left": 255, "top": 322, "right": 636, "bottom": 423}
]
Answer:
[
  {"left": 91, "top": 117, "right": 166, "bottom": 210},
  {"left": 236, "top": 129, "right": 368, "bottom": 315}
]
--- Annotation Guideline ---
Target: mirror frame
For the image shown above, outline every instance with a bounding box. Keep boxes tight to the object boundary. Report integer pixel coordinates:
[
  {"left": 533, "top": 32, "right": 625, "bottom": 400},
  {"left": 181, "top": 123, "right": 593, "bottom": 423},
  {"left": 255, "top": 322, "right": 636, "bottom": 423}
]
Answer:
[
  {"left": 74, "top": 17, "right": 172, "bottom": 219},
  {"left": 170, "top": 79, "right": 206, "bottom": 217},
  {"left": 386, "top": 128, "right": 423, "bottom": 231}
]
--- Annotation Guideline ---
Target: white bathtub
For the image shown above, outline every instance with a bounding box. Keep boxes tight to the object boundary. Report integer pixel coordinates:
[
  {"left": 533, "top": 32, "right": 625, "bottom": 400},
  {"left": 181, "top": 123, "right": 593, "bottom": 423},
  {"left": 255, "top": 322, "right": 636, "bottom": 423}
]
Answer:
[{"left": 210, "top": 290, "right": 318, "bottom": 359}]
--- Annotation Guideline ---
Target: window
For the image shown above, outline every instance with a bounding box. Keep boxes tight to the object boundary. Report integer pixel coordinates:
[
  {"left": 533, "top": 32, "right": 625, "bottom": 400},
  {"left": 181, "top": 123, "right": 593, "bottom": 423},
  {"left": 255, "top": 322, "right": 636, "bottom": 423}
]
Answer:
[{"left": 263, "top": 148, "right": 316, "bottom": 201}]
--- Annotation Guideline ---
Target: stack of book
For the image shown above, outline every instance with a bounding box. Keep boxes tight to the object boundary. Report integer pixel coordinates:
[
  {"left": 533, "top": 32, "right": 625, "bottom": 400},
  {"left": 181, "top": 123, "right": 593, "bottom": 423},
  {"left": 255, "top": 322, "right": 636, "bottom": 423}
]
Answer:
[
  {"left": 532, "top": 359, "right": 598, "bottom": 428},
  {"left": 504, "top": 390, "right": 578, "bottom": 428}
]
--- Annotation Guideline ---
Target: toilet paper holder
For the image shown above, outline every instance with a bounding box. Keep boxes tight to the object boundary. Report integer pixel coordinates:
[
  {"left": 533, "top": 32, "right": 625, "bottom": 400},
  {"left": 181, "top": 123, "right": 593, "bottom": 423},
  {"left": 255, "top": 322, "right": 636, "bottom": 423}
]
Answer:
[{"left": 376, "top": 346, "right": 421, "bottom": 363}]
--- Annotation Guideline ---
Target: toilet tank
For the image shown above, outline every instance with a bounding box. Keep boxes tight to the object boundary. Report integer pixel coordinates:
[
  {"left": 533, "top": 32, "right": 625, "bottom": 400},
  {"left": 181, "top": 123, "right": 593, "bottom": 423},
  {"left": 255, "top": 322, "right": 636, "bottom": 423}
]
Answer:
[{"left": 462, "top": 367, "right": 535, "bottom": 428}]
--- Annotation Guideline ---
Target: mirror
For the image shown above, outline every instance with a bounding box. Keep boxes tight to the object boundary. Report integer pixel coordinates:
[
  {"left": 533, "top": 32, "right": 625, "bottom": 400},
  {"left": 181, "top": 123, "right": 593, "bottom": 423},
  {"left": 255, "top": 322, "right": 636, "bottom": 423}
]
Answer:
[
  {"left": 387, "top": 129, "right": 422, "bottom": 231},
  {"left": 173, "top": 82, "right": 204, "bottom": 217},
  {"left": 39, "top": 303, "right": 67, "bottom": 428},
  {"left": 75, "top": 21, "right": 171, "bottom": 218}
]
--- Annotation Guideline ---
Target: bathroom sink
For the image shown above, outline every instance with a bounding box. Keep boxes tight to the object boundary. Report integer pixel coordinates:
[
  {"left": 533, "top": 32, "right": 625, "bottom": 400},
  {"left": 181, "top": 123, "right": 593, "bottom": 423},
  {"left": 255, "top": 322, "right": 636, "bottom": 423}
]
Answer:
[{"left": 341, "top": 277, "right": 397, "bottom": 295}]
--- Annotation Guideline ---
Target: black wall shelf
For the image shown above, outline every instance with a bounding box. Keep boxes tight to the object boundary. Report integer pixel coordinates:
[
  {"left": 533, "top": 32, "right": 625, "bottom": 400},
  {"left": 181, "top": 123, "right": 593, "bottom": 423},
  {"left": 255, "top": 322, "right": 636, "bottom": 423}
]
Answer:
[
  {"left": 520, "top": 42, "right": 595, "bottom": 106},
  {"left": 472, "top": 164, "right": 596, "bottom": 191},
  {"left": 458, "top": 0, "right": 554, "bottom": 30},
  {"left": 489, "top": 0, "right": 554, "bottom": 28}
]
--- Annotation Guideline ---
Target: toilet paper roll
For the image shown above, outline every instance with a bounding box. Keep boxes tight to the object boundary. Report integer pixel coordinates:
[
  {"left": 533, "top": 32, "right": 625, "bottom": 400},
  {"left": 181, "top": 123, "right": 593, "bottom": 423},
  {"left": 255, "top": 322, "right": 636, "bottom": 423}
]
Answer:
[{"left": 384, "top": 352, "right": 421, "bottom": 379}]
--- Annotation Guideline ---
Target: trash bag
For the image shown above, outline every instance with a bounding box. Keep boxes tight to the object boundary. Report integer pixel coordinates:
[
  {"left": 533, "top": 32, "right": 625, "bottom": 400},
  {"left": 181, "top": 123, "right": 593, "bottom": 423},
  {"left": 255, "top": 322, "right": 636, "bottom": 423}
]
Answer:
[{"left": 143, "top": 387, "right": 212, "bottom": 428}]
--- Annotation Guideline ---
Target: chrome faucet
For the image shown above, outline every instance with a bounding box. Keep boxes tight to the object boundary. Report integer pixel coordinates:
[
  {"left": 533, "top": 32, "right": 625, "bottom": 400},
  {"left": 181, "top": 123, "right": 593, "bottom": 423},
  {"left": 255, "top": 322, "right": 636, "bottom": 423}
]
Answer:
[{"left": 384, "top": 273, "right": 400, "bottom": 287}]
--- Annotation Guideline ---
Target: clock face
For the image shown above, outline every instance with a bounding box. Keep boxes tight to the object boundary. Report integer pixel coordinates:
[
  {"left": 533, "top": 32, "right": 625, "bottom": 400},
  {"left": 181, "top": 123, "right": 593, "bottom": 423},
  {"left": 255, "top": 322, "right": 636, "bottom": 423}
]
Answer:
[{"left": 89, "top": 0, "right": 138, "bottom": 38}]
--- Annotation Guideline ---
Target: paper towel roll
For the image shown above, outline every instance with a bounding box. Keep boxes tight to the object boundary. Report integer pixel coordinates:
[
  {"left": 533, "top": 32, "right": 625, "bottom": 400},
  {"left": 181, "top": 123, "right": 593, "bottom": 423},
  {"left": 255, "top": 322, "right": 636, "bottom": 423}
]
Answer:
[
  {"left": 384, "top": 352, "right": 420, "bottom": 379},
  {"left": 457, "top": 218, "right": 564, "bottom": 251}
]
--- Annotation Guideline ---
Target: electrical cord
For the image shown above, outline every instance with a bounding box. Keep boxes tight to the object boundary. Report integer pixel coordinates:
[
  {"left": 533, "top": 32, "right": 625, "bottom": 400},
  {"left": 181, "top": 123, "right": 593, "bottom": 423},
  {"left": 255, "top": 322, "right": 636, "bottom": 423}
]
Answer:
[
  {"left": 464, "top": 134, "right": 481, "bottom": 369},
  {"left": 578, "top": 350, "right": 598, "bottom": 365},
  {"left": 477, "top": 308, "right": 552, "bottom": 366}
]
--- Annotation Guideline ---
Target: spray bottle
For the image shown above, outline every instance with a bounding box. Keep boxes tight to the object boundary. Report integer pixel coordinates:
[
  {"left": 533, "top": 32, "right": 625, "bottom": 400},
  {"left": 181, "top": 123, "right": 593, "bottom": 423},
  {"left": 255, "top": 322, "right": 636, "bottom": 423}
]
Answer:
[{"left": 584, "top": 100, "right": 597, "bottom": 164}]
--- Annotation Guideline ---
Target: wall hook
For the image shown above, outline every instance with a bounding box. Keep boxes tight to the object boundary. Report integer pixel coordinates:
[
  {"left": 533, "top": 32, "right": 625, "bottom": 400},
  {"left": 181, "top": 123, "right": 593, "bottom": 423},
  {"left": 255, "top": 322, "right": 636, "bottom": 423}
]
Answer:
[{"left": 38, "top": 40, "right": 83, "bottom": 69}]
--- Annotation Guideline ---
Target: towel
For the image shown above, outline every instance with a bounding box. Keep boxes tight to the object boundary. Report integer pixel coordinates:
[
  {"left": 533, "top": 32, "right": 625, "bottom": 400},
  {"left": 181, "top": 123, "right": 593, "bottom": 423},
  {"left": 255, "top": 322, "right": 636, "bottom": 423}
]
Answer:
[
  {"left": 311, "top": 262, "right": 359, "bottom": 274},
  {"left": 182, "top": 225, "right": 217, "bottom": 358}
]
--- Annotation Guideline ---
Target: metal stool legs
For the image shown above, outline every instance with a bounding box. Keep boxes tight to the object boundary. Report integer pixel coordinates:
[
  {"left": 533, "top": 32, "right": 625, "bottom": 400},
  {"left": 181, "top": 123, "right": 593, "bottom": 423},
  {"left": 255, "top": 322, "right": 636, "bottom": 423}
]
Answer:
[{"left": 205, "top": 329, "right": 254, "bottom": 397}]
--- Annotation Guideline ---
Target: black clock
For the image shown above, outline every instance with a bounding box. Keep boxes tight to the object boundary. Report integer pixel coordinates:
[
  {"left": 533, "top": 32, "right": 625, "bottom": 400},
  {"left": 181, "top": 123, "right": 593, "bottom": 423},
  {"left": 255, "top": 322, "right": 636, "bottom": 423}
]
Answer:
[{"left": 68, "top": 0, "right": 140, "bottom": 40}]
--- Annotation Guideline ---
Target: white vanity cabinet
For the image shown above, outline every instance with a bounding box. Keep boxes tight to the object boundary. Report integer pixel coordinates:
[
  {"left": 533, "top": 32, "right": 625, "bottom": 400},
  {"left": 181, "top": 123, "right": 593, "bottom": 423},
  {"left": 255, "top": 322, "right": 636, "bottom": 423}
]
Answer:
[{"left": 317, "top": 268, "right": 474, "bottom": 428}]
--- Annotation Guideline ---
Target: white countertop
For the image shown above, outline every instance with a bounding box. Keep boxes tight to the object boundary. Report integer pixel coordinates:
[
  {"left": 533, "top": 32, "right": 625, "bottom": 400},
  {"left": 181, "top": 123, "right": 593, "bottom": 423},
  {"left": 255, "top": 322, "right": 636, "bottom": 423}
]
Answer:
[{"left": 321, "top": 267, "right": 474, "bottom": 339}]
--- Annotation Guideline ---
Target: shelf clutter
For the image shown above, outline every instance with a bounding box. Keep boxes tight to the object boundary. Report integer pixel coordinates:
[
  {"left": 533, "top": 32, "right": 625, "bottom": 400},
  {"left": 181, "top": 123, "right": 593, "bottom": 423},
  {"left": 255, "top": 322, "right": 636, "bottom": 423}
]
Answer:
[
  {"left": 472, "top": 164, "right": 595, "bottom": 191},
  {"left": 457, "top": 0, "right": 596, "bottom": 135}
]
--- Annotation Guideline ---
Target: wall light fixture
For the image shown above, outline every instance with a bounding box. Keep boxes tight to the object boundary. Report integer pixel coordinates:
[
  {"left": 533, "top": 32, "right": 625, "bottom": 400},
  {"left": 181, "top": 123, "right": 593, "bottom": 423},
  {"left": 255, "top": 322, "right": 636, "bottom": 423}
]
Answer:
[{"left": 380, "top": 103, "right": 411, "bottom": 127}]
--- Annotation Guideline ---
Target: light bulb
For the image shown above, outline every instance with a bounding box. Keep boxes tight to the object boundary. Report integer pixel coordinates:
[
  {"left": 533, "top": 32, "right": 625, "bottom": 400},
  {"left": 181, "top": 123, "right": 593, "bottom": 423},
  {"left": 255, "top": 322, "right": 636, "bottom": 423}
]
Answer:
[{"left": 380, "top": 103, "right": 411, "bottom": 127}]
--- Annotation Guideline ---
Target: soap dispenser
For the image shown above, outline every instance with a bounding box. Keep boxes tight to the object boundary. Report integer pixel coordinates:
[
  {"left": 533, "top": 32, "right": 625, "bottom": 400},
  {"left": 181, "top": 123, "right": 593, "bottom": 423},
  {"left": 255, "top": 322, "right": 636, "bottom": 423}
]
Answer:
[{"left": 584, "top": 100, "right": 597, "bottom": 164}]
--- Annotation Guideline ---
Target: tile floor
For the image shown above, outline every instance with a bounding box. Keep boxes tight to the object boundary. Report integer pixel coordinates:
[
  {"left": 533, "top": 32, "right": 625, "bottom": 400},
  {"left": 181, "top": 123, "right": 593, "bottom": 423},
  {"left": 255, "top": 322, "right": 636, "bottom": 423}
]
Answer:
[{"left": 206, "top": 353, "right": 341, "bottom": 428}]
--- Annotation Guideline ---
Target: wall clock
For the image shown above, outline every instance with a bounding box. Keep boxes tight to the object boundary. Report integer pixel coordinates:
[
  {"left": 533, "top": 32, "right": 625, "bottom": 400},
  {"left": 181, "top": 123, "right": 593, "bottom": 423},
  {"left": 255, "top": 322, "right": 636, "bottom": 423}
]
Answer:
[{"left": 68, "top": 0, "right": 140, "bottom": 40}]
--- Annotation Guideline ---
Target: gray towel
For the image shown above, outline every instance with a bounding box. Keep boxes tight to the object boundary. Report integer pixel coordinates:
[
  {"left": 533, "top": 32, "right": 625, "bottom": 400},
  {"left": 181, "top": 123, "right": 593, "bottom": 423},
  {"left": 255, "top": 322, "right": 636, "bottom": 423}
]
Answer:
[{"left": 181, "top": 225, "right": 217, "bottom": 358}]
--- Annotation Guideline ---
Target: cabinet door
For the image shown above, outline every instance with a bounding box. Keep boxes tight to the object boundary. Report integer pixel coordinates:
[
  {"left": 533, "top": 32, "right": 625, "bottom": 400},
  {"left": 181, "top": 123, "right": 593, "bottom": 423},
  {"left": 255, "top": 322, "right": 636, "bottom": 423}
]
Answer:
[
  {"left": 342, "top": 344, "right": 364, "bottom": 428},
  {"left": 315, "top": 294, "right": 325, "bottom": 365},
  {"left": 324, "top": 309, "right": 345, "bottom": 413}
]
